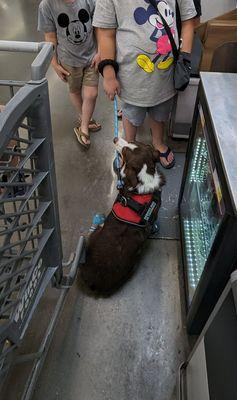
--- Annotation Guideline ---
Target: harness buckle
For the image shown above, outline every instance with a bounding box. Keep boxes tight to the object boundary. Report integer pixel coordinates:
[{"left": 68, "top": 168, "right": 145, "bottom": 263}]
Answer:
[{"left": 119, "top": 196, "right": 128, "bottom": 207}]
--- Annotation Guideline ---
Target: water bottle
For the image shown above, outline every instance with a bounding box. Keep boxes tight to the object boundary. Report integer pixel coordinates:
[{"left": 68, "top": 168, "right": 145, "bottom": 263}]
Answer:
[
  {"left": 150, "top": 220, "right": 160, "bottom": 235},
  {"left": 89, "top": 213, "right": 106, "bottom": 233}
]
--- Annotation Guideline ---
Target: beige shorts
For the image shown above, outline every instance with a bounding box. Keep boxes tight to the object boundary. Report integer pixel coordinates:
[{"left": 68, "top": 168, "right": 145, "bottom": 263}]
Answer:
[{"left": 62, "top": 63, "right": 99, "bottom": 93}]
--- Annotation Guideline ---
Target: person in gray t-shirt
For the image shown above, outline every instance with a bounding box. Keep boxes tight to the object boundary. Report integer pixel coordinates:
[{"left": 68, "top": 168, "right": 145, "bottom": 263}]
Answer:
[
  {"left": 38, "top": 0, "right": 101, "bottom": 149},
  {"left": 93, "top": 0, "right": 196, "bottom": 168}
]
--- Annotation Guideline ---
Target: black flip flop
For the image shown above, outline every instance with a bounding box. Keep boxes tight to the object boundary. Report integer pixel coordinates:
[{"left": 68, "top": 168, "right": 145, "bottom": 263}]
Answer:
[{"left": 159, "top": 147, "right": 175, "bottom": 169}]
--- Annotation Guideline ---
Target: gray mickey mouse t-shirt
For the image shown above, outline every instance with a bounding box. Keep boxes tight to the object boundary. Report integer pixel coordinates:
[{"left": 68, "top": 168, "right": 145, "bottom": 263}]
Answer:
[
  {"left": 38, "top": 0, "right": 97, "bottom": 67},
  {"left": 93, "top": 0, "right": 196, "bottom": 106}
]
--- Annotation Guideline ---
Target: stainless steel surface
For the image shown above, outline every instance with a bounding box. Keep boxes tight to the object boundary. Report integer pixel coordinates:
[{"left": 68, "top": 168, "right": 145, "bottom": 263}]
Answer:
[
  {"left": 200, "top": 72, "right": 237, "bottom": 214},
  {"left": 184, "top": 271, "right": 237, "bottom": 400},
  {"left": 170, "top": 78, "right": 199, "bottom": 139},
  {"left": 177, "top": 362, "right": 187, "bottom": 400},
  {"left": 186, "top": 338, "right": 210, "bottom": 400}
]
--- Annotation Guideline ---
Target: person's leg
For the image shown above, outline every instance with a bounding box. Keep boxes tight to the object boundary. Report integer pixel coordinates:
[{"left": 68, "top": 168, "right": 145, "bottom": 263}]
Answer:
[
  {"left": 74, "top": 66, "right": 100, "bottom": 147},
  {"left": 123, "top": 117, "right": 137, "bottom": 142},
  {"left": 80, "top": 85, "right": 98, "bottom": 144},
  {"left": 62, "top": 63, "right": 83, "bottom": 120},
  {"left": 122, "top": 103, "right": 146, "bottom": 141},
  {"left": 149, "top": 97, "right": 175, "bottom": 168},
  {"left": 80, "top": 65, "right": 100, "bottom": 142},
  {"left": 69, "top": 91, "right": 83, "bottom": 119},
  {"left": 149, "top": 119, "right": 174, "bottom": 166}
]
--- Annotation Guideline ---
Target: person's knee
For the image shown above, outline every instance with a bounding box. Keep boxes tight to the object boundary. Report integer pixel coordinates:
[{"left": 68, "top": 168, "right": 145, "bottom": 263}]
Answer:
[
  {"left": 83, "top": 86, "right": 98, "bottom": 101},
  {"left": 69, "top": 89, "right": 82, "bottom": 97},
  {"left": 122, "top": 105, "right": 145, "bottom": 128}
]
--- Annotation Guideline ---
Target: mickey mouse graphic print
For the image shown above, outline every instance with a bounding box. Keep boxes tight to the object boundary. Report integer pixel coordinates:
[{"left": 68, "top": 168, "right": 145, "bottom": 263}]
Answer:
[
  {"left": 93, "top": 0, "right": 196, "bottom": 107},
  {"left": 38, "top": 0, "right": 97, "bottom": 67},
  {"left": 134, "top": 1, "right": 176, "bottom": 72}
]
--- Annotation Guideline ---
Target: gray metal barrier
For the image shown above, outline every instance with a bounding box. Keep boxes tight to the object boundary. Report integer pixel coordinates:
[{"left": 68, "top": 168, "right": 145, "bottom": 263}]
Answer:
[{"left": 0, "top": 41, "right": 85, "bottom": 399}]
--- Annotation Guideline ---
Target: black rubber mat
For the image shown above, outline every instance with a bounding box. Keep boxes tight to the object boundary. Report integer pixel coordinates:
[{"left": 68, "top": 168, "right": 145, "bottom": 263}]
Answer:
[{"left": 150, "top": 152, "right": 185, "bottom": 240}]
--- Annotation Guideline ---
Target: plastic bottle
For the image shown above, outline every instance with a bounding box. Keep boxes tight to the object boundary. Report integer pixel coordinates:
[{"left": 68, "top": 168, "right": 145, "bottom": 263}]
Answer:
[{"left": 89, "top": 213, "right": 106, "bottom": 233}]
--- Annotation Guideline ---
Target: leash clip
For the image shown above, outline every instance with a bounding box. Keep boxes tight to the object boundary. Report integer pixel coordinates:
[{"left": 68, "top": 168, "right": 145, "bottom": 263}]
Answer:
[{"left": 119, "top": 196, "right": 128, "bottom": 207}]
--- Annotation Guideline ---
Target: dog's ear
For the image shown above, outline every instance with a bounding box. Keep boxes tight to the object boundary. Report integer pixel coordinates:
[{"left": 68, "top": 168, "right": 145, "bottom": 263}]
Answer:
[
  {"left": 159, "top": 173, "right": 166, "bottom": 187},
  {"left": 152, "top": 149, "right": 160, "bottom": 162},
  {"left": 145, "top": 145, "right": 159, "bottom": 163},
  {"left": 124, "top": 167, "right": 138, "bottom": 190},
  {"left": 122, "top": 147, "right": 132, "bottom": 161}
]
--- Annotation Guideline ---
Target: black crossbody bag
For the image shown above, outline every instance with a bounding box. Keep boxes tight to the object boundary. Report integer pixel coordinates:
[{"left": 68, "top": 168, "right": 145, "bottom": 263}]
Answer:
[{"left": 147, "top": 0, "right": 191, "bottom": 91}]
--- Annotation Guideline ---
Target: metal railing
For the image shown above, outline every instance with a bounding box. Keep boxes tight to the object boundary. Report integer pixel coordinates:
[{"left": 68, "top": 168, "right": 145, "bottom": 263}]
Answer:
[{"left": 0, "top": 41, "right": 85, "bottom": 399}]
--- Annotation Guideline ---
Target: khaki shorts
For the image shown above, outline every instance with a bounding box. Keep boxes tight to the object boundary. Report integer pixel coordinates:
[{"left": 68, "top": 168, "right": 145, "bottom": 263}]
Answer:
[{"left": 62, "top": 63, "right": 99, "bottom": 93}]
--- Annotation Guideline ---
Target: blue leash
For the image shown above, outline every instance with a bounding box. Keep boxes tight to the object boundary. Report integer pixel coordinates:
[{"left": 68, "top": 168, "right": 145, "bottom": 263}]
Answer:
[
  {"left": 113, "top": 96, "right": 124, "bottom": 189},
  {"left": 114, "top": 95, "right": 119, "bottom": 141}
]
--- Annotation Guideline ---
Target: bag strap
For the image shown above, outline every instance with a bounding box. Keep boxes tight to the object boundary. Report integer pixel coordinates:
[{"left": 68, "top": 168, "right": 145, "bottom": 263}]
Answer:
[
  {"left": 148, "top": 0, "right": 180, "bottom": 61},
  {"left": 175, "top": 0, "right": 182, "bottom": 40}
]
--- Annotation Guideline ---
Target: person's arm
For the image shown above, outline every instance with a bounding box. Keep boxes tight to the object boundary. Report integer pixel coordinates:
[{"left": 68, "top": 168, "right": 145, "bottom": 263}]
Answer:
[
  {"left": 90, "top": 28, "right": 101, "bottom": 71},
  {"left": 44, "top": 31, "right": 70, "bottom": 82},
  {"left": 193, "top": 16, "right": 200, "bottom": 27},
  {"left": 96, "top": 27, "right": 120, "bottom": 100},
  {"left": 180, "top": 18, "right": 195, "bottom": 53},
  {"left": 193, "top": 0, "right": 201, "bottom": 27}
]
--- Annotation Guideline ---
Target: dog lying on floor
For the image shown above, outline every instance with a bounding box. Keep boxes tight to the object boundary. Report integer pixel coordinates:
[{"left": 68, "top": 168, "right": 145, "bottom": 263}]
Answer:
[{"left": 78, "top": 138, "right": 165, "bottom": 296}]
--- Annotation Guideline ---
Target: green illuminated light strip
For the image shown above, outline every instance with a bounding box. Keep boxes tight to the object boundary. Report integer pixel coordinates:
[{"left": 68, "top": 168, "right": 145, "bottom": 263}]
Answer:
[
  {"left": 190, "top": 138, "right": 208, "bottom": 183},
  {"left": 183, "top": 219, "right": 206, "bottom": 289}
]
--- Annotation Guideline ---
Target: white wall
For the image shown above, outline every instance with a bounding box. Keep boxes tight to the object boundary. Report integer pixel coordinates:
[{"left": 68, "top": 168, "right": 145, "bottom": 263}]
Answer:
[{"left": 201, "top": 0, "right": 237, "bottom": 22}]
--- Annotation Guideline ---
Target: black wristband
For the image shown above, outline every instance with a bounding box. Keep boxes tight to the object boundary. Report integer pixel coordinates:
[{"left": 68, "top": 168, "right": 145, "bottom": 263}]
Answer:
[{"left": 98, "top": 59, "right": 119, "bottom": 77}]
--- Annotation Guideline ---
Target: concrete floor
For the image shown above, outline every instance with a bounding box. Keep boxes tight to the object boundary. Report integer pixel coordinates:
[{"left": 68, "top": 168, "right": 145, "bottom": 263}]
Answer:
[{"left": 0, "top": 1, "right": 188, "bottom": 399}]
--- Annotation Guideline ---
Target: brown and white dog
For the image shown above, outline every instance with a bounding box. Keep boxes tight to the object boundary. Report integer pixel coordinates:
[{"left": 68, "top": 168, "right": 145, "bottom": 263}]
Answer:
[{"left": 78, "top": 138, "right": 165, "bottom": 296}]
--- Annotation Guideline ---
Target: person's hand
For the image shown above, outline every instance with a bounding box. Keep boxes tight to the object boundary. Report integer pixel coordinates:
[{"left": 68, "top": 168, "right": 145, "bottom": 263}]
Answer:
[
  {"left": 174, "top": 52, "right": 191, "bottom": 91},
  {"left": 52, "top": 63, "right": 70, "bottom": 82},
  {"left": 103, "top": 76, "right": 121, "bottom": 101},
  {"left": 91, "top": 53, "right": 101, "bottom": 71}
]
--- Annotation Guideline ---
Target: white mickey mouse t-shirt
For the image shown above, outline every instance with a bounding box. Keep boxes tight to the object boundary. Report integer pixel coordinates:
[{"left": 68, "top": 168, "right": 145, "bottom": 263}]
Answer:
[
  {"left": 38, "top": 0, "right": 97, "bottom": 67},
  {"left": 93, "top": 0, "right": 196, "bottom": 107}
]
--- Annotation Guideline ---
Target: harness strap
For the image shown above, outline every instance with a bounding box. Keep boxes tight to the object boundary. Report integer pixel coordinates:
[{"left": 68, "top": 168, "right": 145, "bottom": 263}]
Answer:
[
  {"left": 116, "top": 193, "right": 146, "bottom": 214},
  {"left": 141, "top": 191, "right": 161, "bottom": 224},
  {"left": 113, "top": 191, "right": 161, "bottom": 227}
]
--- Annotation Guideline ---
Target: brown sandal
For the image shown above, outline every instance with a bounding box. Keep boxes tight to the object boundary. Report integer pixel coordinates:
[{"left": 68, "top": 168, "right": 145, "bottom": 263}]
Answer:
[
  {"left": 77, "top": 118, "right": 101, "bottom": 133},
  {"left": 89, "top": 118, "right": 101, "bottom": 132},
  {"left": 74, "top": 127, "right": 90, "bottom": 149}
]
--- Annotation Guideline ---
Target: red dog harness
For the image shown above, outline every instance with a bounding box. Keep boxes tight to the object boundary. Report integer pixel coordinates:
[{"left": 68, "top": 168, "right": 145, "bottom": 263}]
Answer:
[{"left": 112, "top": 191, "right": 161, "bottom": 227}]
